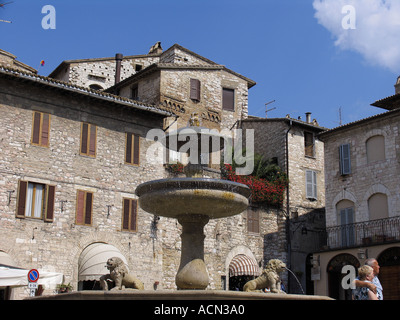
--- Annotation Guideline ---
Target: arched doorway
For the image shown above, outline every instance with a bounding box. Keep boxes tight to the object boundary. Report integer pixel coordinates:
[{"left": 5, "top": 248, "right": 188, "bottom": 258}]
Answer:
[
  {"left": 327, "top": 253, "right": 360, "bottom": 300},
  {"left": 77, "top": 242, "right": 127, "bottom": 291},
  {"left": 377, "top": 247, "right": 400, "bottom": 300},
  {"left": 228, "top": 254, "right": 260, "bottom": 291}
]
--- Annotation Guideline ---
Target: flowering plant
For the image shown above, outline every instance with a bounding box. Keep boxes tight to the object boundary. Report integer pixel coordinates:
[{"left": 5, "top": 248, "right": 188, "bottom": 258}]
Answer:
[
  {"left": 165, "top": 162, "right": 185, "bottom": 174},
  {"left": 222, "top": 163, "right": 288, "bottom": 206}
]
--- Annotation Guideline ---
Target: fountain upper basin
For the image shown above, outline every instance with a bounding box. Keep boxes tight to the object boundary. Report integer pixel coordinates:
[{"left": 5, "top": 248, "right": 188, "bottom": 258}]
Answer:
[{"left": 135, "top": 178, "right": 251, "bottom": 219}]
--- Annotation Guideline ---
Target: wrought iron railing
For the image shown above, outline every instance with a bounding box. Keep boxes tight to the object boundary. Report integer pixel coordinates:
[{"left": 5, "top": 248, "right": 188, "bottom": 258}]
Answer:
[{"left": 321, "top": 216, "right": 400, "bottom": 251}]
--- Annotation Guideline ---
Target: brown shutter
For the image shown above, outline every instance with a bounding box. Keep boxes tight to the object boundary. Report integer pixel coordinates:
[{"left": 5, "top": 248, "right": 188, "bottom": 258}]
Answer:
[
  {"left": 125, "top": 133, "right": 132, "bottom": 164},
  {"left": 76, "top": 190, "right": 85, "bottom": 224},
  {"left": 81, "top": 123, "right": 88, "bottom": 154},
  {"left": 222, "top": 88, "right": 235, "bottom": 111},
  {"left": 122, "top": 199, "right": 130, "bottom": 230},
  {"left": 44, "top": 185, "right": 55, "bottom": 222},
  {"left": 190, "top": 79, "right": 200, "bottom": 101},
  {"left": 16, "top": 180, "right": 28, "bottom": 218},
  {"left": 85, "top": 192, "right": 93, "bottom": 225},
  {"left": 130, "top": 199, "right": 137, "bottom": 231},
  {"left": 41, "top": 113, "right": 50, "bottom": 147},
  {"left": 32, "top": 112, "right": 41, "bottom": 144},
  {"left": 133, "top": 135, "right": 140, "bottom": 165},
  {"left": 88, "top": 125, "right": 96, "bottom": 156}
]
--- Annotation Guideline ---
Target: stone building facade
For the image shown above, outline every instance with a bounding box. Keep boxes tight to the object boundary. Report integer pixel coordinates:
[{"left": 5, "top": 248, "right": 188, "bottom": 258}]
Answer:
[
  {"left": 0, "top": 44, "right": 285, "bottom": 299},
  {"left": 240, "top": 114, "right": 326, "bottom": 294},
  {"left": 314, "top": 80, "right": 400, "bottom": 300}
]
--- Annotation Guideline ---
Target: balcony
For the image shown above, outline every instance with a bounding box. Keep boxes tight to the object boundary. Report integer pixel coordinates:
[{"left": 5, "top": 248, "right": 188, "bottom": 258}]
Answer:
[{"left": 320, "top": 216, "right": 400, "bottom": 251}]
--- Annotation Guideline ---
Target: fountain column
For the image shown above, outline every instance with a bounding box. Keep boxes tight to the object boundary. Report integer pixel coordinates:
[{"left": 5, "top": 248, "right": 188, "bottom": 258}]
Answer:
[{"left": 175, "top": 214, "right": 210, "bottom": 289}]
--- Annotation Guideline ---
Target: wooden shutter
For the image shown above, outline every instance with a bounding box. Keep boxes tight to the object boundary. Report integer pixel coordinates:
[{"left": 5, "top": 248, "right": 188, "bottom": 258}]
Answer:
[
  {"left": 130, "top": 199, "right": 137, "bottom": 231},
  {"left": 306, "top": 170, "right": 317, "bottom": 199},
  {"left": 32, "top": 112, "right": 41, "bottom": 145},
  {"left": 339, "top": 144, "right": 351, "bottom": 175},
  {"left": 222, "top": 88, "right": 234, "bottom": 111},
  {"left": 122, "top": 199, "right": 130, "bottom": 230},
  {"left": 85, "top": 192, "right": 93, "bottom": 225},
  {"left": 44, "top": 185, "right": 56, "bottom": 222},
  {"left": 133, "top": 135, "right": 140, "bottom": 165},
  {"left": 122, "top": 198, "right": 137, "bottom": 232},
  {"left": 125, "top": 133, "right": 140, "bottom": 165},
  {"left": 247, "top": 208, "right": 259, "bottom": 233},
  {"left": 88, "top": 125, "right": 96, "bottom": 156},
  {"left": 190, "top": 79, "right": 201, "bottom": 101},
  {"left": 81, "top": 123, "right": 89, "bottom": 154},
  {"left": 125, "top": 133, "right": 132, "bottom": 164},
  {"left": 76, "top": 190, "right": 85, "bottom": 224},
  {"left": 41, "top": 113, "right": 50, "bottom": 147},
  {"left": 16, "top": 180, "right": 28, "bottom": 218}
]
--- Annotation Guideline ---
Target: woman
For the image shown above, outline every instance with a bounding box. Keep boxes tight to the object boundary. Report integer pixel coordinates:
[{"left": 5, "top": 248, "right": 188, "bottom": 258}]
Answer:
[{"left": 353, "top": 265, "right": 379, "bottom": 300}]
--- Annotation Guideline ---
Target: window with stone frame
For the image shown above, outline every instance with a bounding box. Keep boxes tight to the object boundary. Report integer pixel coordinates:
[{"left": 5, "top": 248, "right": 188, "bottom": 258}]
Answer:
[
  {"left": 31, "top": 111, "right": 50, "bottom": 147},
  {"left": 339, "top": 143, "right": 351, "bottom": 175},
  {"left": 122, "top": 198, "right": 138, "bottom": 232},
  {"left": 125, "top": 133, "right": 140, "bottom": 166},
  {"left": 76, "top": 190, "right": 93, "bottom": 226},
  {"left": 16, "top": 180, "right": 55, "bottom": 222},
  {"left": 80, "top": 122, "right": 97, "bottom": 157}
]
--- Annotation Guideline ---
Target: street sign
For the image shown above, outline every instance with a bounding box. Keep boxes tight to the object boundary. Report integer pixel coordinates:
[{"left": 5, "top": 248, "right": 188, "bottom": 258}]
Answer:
[
  {"left": 28, "top": 283, "right": 38, "bottom": 289},
  {"left": 27, "top": 269, "right": 39, "bottom": 283}
]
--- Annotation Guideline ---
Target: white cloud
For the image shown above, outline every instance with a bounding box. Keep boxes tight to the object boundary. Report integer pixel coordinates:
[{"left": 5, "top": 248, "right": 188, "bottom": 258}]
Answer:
[{"left": 313, "top": 0, "right": 400, "bottom": 73}]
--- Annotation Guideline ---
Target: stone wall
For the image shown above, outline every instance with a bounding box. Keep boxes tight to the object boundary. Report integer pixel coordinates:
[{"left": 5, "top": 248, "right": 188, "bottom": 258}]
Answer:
[{"left": 321, "top": 112, "right": 400, "bottom": 227}]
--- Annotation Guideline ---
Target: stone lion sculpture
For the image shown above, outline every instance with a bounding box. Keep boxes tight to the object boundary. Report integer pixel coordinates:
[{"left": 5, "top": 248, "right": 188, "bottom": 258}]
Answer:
[
  {"left": 99, "top": 257, "right": 144, "bottom": 291},
  {"left": 243, "top": 259, "right": 286, "bottom": 293}
]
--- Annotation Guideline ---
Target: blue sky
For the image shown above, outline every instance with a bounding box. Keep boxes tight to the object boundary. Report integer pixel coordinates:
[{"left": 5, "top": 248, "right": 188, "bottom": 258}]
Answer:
[{"left": 1, "top": 0, "right": 399, "bottom": 129}]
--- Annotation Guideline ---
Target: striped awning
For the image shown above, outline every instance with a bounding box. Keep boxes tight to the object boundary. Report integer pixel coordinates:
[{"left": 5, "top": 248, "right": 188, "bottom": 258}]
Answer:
[{"left": 229, "top": 254, "right": 260, "bottom": 277}]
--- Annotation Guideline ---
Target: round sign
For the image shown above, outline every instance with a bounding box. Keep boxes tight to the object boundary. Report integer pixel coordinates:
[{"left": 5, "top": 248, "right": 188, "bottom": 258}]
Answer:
[{"left": 28, "top": 269, "right": 39, "bottom": 283}]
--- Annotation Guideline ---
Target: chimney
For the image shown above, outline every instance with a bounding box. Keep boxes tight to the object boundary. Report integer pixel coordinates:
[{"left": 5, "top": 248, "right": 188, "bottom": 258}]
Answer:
[
  {"left": 148, "top": 42, "right": 163, "bottom": 55},
  {"left": 395, "top": 76, "right": 400, "bottom": 95},
  {"left": 305, "top": 112, "right": 311, "bottom": 123},
  {"left": 115, "top": 53, "right": 123, "bottom": 85}
]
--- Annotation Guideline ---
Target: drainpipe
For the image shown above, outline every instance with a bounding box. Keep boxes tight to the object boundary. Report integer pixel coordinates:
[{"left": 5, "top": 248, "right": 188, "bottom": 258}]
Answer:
[
  {"left": 114, "top": 53, "right": 123, "bottom": 85},
  {"left": 285, "top": 119, "right": 293, "bottom": 293}
]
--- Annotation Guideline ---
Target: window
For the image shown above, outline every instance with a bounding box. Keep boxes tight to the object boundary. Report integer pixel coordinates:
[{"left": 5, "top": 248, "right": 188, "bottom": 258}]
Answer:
[
  {"left": 306, "top": 170, "right": 317, "bottom": 199},
  {"left": 304, "top": 132, "right": 314, "bottom": 157},
  {"left": 366, "top": 135, "right": 385, "bottom": 163},
  {"left": 131, "top": 85, "right": 138, "bottom": 100},
  {"left": 31, "top": 111, "right": 50, "bottom": 147},
  {"left": 247, "top": 207, "right": 259, "bottom": 233},
  {"left": 368, "top": 193, "right": 389, "bottom": 220},
  {"left": 125, "top": 133, "right": 140, "bottom": 165},
  {"left": 190, "top": 79, "right": 201, "bottom": 101},
  {"left": 76, "top": 190, "right": 93, "bottom": 226},
  {"left": 80, "top": 123, "right": 97, "bottom": 157},
  {"left": 16, "top": 181, "right": 55, "bottom": 222},
  {"left": 339, "top": 144, "right": 351, "bottom": 175},
  {"left": 122, "top": 198, "right": 138, "bottom": 232},
  {"left": 339, "top": 207, "right": 355, "bottom": 247},
  {"left": 222, "top": 88, "right": 234, "bottom": 111}
]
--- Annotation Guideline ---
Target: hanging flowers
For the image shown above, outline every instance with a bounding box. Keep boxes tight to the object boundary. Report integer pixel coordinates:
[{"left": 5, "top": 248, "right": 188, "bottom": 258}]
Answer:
[{"left": 222, "top": 163, "right": 288, "bottom": 206}]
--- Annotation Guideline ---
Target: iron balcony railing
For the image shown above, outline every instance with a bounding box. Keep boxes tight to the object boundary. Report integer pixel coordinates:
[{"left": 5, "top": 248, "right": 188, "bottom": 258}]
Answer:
[{"left": 322, "top": 216, "right": 400, "bottom": 251}]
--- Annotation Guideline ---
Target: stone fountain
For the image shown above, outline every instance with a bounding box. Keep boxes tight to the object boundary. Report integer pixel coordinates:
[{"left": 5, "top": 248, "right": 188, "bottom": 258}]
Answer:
[{"left": 135, "top": 119, "right": 251, "bottom": 290}]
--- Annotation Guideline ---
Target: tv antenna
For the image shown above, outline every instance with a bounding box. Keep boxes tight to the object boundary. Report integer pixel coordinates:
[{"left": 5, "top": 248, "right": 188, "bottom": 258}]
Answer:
[
  {"left": 265, "top": 100, "right": 276, "bottom": 118},
  {"left": 0, "top": 1, "right": 13, "bottom": 23}
]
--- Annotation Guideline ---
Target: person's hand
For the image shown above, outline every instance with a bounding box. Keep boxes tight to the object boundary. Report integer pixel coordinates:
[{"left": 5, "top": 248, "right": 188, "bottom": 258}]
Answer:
[{"left": 367, "top": 282, "right": 377, "bottom": 294}]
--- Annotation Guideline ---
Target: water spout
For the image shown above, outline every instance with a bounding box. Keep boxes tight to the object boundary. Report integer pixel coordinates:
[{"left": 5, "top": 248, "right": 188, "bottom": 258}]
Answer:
[{"left": 285, "top": 267, "right": 305, "bottom": 294}]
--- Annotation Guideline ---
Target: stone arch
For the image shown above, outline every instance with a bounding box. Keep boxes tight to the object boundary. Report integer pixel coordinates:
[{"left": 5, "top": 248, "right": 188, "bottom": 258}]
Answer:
[
  {"left": 360, "top": 184, "right": 392, "bottom": 220},
  {"left": 330, "top": 189, "right": 357, "bottom": 226},
  {"left": 224, "top": 246, "right": 258, "bottom": 291}
]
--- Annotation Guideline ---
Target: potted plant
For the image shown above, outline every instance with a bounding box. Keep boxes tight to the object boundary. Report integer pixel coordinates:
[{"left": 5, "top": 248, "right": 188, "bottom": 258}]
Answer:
[{"left": 56, "top": 282, "right": 73, "bottom": 293}]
